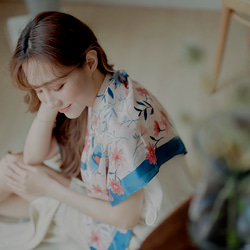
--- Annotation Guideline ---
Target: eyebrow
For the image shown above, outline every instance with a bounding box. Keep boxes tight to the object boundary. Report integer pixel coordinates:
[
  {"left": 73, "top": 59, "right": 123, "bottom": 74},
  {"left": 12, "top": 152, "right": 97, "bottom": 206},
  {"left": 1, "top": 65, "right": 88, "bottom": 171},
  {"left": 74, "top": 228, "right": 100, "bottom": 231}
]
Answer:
[{"left": 30, "top": 67, "right": 75, "bottom": 89}]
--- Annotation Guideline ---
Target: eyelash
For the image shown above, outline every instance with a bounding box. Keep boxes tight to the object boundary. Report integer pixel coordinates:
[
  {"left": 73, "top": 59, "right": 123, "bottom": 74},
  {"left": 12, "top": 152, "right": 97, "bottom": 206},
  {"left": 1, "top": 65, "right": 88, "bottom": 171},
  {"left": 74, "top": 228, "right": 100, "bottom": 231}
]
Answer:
[
  {"left": 53, "top": 84, "right": 65, "bottom": 92},
  {"left": 35, "top": 84, "right": 65, "bottom": 94}
]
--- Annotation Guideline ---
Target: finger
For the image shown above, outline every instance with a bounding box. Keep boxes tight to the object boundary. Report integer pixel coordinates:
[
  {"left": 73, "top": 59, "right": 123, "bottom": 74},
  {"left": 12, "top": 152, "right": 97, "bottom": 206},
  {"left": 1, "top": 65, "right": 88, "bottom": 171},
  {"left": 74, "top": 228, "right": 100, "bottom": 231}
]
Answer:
[
  {"left": 4, "top": 175, "right": 26, "bottom": 192},
  {"left": 7, "top": 162, "right": 28, "bottom": 177},
  {"left": 4, "top": 169, "right": 22, "bottom": 184},
  {"left": 6, "top": 165, "right": 29, "bottom": 186},
  {"left": 18, "top": 163, "right": 35, "bottom": 172},
  {"left": 4, "top": 165, "right": 19, "bottom": 180},
  {"left": 4, "top": 175, "right": 37, "bottom": 202}
]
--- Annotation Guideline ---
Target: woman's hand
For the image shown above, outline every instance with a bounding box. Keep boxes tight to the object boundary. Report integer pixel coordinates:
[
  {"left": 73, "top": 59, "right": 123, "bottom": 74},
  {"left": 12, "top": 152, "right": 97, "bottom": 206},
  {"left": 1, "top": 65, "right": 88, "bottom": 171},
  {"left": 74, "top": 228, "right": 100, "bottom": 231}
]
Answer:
[
  {"left": 0, "top": 153, "right": 22, "bottom": 200},
  {"left": 4, "top": 161, "right": 56, "bottom": 198},
  {"left": 0, "top": 152, "right": 23, "bottom": 183},
  {"left": 37, "top": 102, "right": 58, "bottom": 122}
]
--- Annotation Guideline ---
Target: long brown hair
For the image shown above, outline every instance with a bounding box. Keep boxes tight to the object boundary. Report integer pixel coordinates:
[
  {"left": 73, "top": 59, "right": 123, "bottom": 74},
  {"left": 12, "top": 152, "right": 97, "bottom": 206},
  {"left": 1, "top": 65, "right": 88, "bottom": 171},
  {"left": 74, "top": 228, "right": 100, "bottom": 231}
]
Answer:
[{"left": 9, "top": 11, "right": 114, "bottom": 178}]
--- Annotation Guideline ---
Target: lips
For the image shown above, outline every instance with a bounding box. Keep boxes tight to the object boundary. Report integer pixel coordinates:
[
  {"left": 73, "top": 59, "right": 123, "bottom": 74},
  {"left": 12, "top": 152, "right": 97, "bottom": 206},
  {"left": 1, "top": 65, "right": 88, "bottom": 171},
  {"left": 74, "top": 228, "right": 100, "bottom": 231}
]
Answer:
[{"left": 58, "top": 104, "right": 71, "bottom": 113}]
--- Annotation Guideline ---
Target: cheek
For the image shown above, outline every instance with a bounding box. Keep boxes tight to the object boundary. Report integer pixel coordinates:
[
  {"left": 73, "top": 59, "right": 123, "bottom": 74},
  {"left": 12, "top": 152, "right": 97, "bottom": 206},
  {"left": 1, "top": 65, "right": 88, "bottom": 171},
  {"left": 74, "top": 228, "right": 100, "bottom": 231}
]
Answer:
[
  {"left": 63, "top": 88, "right": 79, "bottom": 101},
  {"left": 64, "top": 83, "right": 85, "bottom": 101}
]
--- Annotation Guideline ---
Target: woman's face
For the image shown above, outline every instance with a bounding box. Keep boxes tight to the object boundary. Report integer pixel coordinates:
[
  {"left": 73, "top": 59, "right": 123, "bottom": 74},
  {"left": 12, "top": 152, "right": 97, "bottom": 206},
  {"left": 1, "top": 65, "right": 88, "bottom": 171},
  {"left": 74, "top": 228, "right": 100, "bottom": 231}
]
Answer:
[{"left": 23, "top": 60, "right": 99, "bottom": 119}]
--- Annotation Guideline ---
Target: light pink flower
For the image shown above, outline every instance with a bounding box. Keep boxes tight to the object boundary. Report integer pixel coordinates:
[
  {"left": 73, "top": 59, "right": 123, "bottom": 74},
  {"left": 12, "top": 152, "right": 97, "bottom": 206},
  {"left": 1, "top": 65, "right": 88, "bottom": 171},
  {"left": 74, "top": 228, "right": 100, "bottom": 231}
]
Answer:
[
  {"left": 153, "top": 120, "right": 161, "bottom": 137},
  {"left": 90, "top": 229, "right": 101, "bottom": 248},
  {"left": 160, "top": 111, "right": 172, "bottom": 134},
  {"left": 92, "top": 184, "right": 103, "bottom": 194},
  {"left": 140, "top": 124, "right": 147, "bottom": 135},
  {"left": 111, "top": 147, "right": 125, "bottom": 169},
  {"left": 136, "top": 87, "right": 149, "bottom": 96},
  {"left": 86, "top": 129, "right": 90, "bottom": 137},
  {"left": 145, "top": 143, "right": 157, "bottom": 164},
  {"left": 108, "top": 190, "right": 114, "bottom": 201},
  {"left": 83, "top": 139, "right": 91, "bottom": 152},
  {"left": 87, "top": 188, "right": 92, "bottom": 194},
  {"left": 109, "top": 179, "right": 124, "bottom": 195},
  {"left": 92, "top": 115, "right": 98, "bottom": 127}
]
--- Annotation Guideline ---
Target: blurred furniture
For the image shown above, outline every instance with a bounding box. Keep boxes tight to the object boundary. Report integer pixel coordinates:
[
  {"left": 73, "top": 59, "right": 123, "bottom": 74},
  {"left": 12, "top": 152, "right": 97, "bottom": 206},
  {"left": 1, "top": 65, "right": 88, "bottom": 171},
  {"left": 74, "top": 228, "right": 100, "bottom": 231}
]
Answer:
[
  {"left": 139, "top": 198, "right": 197, "bottom": 250},
  {"left": 212, "top": 0, "right": 250, "bottom": 92}
]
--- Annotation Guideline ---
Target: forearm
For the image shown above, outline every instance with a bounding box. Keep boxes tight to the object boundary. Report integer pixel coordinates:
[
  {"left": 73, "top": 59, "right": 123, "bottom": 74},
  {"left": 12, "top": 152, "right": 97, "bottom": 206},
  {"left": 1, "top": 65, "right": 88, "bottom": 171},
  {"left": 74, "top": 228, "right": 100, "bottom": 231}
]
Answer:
[
  {"left": 38, "top": 164, "right": 71, "bottom": 187},
  {"left": 48, "top": 181, "right": 144, "bottom": 229},
  {"left": 23, "top": 103, "right": 58, "bottom": 164}
]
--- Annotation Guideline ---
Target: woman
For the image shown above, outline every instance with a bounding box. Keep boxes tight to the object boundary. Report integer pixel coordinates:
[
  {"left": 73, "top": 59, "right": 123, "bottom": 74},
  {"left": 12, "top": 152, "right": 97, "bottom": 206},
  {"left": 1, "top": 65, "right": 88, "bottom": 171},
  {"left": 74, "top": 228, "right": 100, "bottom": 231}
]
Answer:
[{"left": 0, "top": 11, "right": 194, "bottom": 250}]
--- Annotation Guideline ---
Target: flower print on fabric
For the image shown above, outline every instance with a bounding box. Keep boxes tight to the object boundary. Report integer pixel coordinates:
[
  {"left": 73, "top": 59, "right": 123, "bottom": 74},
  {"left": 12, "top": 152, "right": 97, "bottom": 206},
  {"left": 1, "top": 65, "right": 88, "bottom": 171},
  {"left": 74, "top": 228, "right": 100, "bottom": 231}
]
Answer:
[
  {"left": 109, "top": 178, "right": 124, "bottom": 195},
  {"left": 89, "top": 228, "right": 102, "bottom": 249},
  {"left": 85, "top": 216, "right": 131, "bottom": 250},
  {"left": 89, "top": 143, "right": 105, "bottom": 175},
  {"left": 145, "top": 143, "right": 157, "bottom": 164},
  {"left": 80, "top": 70, "right": 187, "bottom": 250},
  {"left": 112, "top": 70, "right": 129, "bottom": 89},
  {"left": 136, "top": 86, "right": 149, "bottom": 96},
  {"left": 110, "top": 146, "right": 125, "bottom": 169},
  {"left": 160, "top": 110, "right": 175, "bottom": 135}
]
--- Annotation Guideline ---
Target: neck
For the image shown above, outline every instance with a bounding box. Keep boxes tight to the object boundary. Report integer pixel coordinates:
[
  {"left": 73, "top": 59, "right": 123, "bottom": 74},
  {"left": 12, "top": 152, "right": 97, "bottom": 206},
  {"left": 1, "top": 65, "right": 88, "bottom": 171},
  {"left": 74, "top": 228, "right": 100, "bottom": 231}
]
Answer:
[{"left": 92, "top": 69, "right": 106, "bottom": 105}]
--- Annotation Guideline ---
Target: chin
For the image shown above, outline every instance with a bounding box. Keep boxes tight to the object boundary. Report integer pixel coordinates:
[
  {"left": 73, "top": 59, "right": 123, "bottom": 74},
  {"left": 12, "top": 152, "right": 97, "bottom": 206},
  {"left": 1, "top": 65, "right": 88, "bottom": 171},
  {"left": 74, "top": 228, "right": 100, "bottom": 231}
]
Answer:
[
  {"left": 65, "top": 113, "right": 80, "bottom": 119},
  {"left": 65, "top": 109, "right": 84, "bottom": 119}
]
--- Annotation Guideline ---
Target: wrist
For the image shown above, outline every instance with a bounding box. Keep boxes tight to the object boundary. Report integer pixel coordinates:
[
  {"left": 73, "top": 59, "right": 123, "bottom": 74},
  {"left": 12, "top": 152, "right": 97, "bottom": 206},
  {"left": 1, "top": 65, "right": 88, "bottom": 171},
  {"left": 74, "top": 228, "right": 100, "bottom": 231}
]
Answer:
[
  {"left": 48, "top": 179, "right": 66, "bottom": 200},
  {"left": 37, "top": 103, "right": 58, "bottom": 122},
  {"left": 35, "top": 115, "right": 56, "bottom": 124},
  {"left": 45, "top": 178, "right": 60, "bottom": 197}
]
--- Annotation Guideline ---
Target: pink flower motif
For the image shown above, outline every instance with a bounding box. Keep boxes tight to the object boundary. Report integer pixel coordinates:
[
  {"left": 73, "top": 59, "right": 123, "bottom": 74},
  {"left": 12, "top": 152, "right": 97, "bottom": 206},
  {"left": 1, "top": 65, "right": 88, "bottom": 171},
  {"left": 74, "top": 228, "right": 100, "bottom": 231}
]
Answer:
[
  {"left": 92, "top": 184, "right": 103, "bottom": 194},
  {"left": 153, "top": 120, "right": 161, "bottom": 137},
  {"left": 145, "top": 143, "right": 157, "bottom": 164},
  {"left": 101, "top": 189, "right": 109, "bottom": 196},
  {"left": 111, "top": 147, "right": 125, "bottom": 169},
  {"left": 136, "top": 87, "right": 149, "bottom": 96},
  {"left": 114, "top": 122, "right": 122, "bottom": 129},
  {"left": 90, "top": 229, "right": 102, "bottom": 248},
  {"left": 108, "top": 190, "right": 114, "bottom": 201},
  {"left": 92, "top": 115, "right": 98, "bottom": 127},
  {"left": 109, "top": 179, "right": 124, "bottom": 195},
  {"left": 87, "top": 188, "right": 92, "bottom": 194},
  {"left": 140, "top": 124, "right": 147, "bottom": 135},
  {"left": 83, "top": 139, "right": 91, "bottom": 152},
  {"left": 160, "top": 111, "right": 172, "bottom": 134},
  {"left": 86, "top": 129, "right": 90, "bottom": 137}
]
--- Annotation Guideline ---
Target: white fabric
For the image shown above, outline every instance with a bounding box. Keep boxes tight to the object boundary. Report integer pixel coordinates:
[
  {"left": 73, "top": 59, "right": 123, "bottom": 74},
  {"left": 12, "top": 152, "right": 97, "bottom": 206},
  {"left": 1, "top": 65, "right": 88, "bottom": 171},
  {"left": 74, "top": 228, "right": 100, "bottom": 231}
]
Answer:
[
  {"left": 0, "top": 155, "right": 194, "bottom": 250},
  {"left": 0, "top": 151, "right": 194, "bottom": 250},
  {"left": 0, "top": 143, "right": 194, "bottom": 250},
  {"left": 0, "top": 178, "right": 88, "bottom": 250},
  {"left": 128, "top": 154, "right": 194, "bottom": 250}
]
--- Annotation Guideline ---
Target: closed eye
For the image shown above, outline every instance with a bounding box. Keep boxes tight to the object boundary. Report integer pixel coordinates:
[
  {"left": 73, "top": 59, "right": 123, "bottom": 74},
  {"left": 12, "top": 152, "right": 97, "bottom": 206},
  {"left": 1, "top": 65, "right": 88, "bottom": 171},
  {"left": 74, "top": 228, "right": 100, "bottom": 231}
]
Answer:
[{"left": 52, "top": 84, "right": 65, "bottom": 92}]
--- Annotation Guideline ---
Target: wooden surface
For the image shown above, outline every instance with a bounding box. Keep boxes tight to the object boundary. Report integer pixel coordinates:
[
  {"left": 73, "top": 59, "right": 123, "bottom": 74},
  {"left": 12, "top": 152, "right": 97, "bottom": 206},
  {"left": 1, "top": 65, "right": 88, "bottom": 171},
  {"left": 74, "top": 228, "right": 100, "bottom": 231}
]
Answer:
[
  {"left": 212, "top": 0, "right": 250, "bottom": 92},
  {"left": 139, "top": 198, "right": 197, "bottom": 250}
]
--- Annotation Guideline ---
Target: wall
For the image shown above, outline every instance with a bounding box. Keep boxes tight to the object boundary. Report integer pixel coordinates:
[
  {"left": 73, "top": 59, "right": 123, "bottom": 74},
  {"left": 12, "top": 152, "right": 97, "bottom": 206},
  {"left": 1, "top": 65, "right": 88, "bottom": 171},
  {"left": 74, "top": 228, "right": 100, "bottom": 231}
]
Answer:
[
  {"left": 80, "top": 0, "right": 222, "bottom": 10},
  {"left": 6, "top": 0, "right": 223, "bottom": 10}
]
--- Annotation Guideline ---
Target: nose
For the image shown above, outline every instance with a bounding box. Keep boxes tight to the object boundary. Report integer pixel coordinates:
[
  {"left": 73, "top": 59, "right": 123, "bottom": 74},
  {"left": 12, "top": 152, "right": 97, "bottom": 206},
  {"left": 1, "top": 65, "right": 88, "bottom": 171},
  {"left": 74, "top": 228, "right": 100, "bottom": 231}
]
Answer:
[{"left": 43, "top": 92, "right": 62, "bottom": 109}]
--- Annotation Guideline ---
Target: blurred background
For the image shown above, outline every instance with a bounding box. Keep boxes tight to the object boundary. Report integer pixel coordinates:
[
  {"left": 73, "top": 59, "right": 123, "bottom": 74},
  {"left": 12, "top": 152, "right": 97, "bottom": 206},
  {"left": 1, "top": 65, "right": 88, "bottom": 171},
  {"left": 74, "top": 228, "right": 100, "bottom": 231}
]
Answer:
[{"left": 0, "top": 0, "right": 249, "bottom": 184}]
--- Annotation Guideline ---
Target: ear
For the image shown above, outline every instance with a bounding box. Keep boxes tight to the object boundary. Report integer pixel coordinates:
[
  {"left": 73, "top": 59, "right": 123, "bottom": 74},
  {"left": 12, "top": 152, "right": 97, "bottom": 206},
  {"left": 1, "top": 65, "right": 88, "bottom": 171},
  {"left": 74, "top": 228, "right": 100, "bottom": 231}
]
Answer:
[{"left": 85, "top": 50, "right": 98, "bottom": 72}]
